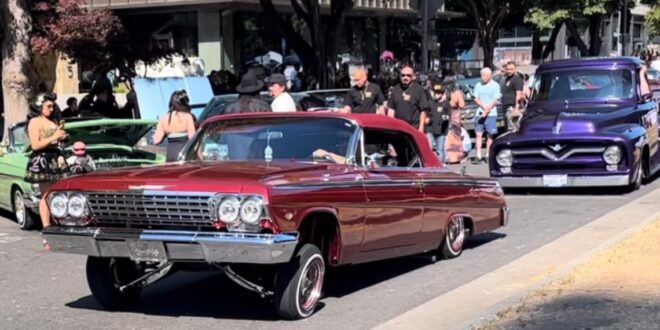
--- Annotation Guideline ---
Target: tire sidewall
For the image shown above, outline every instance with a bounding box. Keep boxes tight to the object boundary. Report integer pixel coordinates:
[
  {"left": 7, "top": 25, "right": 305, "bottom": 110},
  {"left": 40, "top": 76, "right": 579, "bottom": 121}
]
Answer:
[
  {"left": 86, "top": 256, "right": 142, "bottom": 310},
  {"left": 13, "top": 190, "right": 26, "bottom": 228},
  {"left": 275, "top": 244, "right": 325, "bottom": 319},
  {"left": 443, "top": 216, "right": 465, "bottom": 258}
]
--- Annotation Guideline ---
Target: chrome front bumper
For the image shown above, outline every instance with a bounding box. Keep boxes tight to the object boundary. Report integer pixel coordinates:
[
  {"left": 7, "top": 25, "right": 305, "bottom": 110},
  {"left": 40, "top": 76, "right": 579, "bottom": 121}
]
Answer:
[
  {"left": 496, "top": 174, "right": 630, "bottom": 188},
  {"left": 43, "top": 226, "right": 299, "bottom": 264}
]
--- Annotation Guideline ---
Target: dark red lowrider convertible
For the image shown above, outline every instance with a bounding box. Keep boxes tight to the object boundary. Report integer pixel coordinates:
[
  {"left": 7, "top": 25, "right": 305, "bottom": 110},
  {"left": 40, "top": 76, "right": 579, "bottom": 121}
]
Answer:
[{"left": 43, "top": 112, "right": 509, "bottom": 319}]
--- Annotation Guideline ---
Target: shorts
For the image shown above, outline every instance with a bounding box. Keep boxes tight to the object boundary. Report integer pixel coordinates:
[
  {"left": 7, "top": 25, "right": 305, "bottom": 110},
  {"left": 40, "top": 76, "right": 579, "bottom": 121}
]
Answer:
[{"left": 475, "top": 116, "right": 498, "bottom": 136}]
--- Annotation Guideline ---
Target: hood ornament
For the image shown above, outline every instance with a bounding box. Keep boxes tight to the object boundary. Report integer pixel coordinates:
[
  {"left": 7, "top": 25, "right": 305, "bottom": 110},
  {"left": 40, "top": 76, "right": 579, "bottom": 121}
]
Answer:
[
  {"left": 552, "top": 121, "right": 562, "bottom": 135},
  {"left": 549, "top": 144, "right": 565, "bottom": 152}
]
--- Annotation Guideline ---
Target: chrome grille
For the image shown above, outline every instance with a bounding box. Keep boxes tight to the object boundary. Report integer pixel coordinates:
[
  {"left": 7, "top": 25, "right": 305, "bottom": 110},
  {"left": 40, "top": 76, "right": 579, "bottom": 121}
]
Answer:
[{"left": 87, "top": 192, "right": 214, "bottom": 228}]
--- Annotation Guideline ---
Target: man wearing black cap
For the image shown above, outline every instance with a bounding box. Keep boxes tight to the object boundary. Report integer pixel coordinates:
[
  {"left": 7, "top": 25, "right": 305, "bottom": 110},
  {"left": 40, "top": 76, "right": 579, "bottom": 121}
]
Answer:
[
  {"left": 267, "top": 73, "right": 296, "bottom": 112},
  {"left": 224, "top": 71, "right": 271, "bottom": 115}
]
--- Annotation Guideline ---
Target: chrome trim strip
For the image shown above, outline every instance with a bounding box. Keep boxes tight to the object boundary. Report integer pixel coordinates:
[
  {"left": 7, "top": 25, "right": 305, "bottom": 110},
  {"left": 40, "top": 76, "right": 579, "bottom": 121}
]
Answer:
[
  {"left": 272, "top": 178, "right": 499, "bottom": 190},
  {"left": 496, "top": 175, "right": 630, "bottom": 187},
  {"left": 43, "top": 226, "right": 299, "bottom": 264},
  {"left": 511, "top": 147, "right": 606, "bottom": 162}
]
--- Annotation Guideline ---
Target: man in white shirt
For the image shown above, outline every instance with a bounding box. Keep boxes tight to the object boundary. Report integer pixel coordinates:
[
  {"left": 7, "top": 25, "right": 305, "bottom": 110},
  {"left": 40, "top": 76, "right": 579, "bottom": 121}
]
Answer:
[{"left": 267, "top": 73, "right": 297, "bottom": 112}]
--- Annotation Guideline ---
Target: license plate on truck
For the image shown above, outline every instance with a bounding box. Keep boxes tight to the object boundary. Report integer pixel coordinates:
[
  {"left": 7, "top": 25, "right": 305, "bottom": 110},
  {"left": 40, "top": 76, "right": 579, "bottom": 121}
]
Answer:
[{"left": 543, "top": 175, "right": 568, "bottom": 187}]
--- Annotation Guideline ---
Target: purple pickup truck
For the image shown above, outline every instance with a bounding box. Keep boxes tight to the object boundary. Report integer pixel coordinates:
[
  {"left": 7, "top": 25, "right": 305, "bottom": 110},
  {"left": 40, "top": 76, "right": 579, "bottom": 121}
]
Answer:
[{"left": 489, "top": 57, "right": 659, "bottom": 190}]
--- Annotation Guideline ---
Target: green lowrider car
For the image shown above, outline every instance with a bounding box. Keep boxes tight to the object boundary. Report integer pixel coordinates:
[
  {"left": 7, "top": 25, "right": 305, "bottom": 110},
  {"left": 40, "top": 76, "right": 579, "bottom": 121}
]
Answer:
[{"left": 0, "top": 118, "right": 165, "bottom": 229}]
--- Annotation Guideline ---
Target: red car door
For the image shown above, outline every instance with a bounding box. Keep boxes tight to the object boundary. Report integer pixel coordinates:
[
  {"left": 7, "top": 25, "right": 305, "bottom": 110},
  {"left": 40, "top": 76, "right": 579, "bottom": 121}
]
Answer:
[{"left": 356, "top": 167, "right": 424, "bottom": 263}]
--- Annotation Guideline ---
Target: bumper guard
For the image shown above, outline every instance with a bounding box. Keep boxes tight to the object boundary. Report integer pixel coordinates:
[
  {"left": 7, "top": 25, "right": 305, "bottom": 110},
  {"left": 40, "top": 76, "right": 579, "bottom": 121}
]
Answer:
[{"left": 42, "top": 226, "right": 299, "bottom": 264}]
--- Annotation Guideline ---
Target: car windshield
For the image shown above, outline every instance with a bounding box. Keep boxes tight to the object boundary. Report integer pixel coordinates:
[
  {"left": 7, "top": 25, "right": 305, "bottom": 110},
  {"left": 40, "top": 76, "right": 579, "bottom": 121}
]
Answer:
[
  {"left": 184, "top": 117, "right": 356, "bottom": 162},
  {"left": 532, "top": 69, "right": 634, "bottom": 102},
  {"left": 10, "top": 125, "right": 28, "bottom": 150}
]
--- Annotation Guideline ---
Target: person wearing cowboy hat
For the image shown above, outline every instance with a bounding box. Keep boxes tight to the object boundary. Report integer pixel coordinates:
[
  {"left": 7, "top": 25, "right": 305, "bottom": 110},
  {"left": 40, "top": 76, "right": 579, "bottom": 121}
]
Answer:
[
  {"left": 224, "top": 71, "right": 271, "bottom": 115},
  {"left": 267, "top": 73, "right": 296, "bottom": 112}
]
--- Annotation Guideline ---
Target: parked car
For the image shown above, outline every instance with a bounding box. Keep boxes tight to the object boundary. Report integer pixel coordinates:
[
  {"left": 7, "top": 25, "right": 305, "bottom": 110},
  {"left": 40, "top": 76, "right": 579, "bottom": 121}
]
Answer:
[
  {"left": 42, "top": 112, "right": 509, "bottom": 319},
  {"left": 489, "top": 57, "right": 659, "bottom": 189},
  {"left": 197, "top": 89, "right": 348, "bottom": 124},
  {"left": 0, "top": 118, "right": 164, "bottom": 229}
]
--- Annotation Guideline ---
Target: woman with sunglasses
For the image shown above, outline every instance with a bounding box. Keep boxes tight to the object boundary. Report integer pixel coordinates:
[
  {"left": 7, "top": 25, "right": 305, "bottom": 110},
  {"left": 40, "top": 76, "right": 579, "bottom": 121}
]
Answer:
[
  {"left": 153, "top": 90, "right": 197, "bottom": 162},
  {"left": 25, "top": 93, "right": 69, "bottom": 250}
]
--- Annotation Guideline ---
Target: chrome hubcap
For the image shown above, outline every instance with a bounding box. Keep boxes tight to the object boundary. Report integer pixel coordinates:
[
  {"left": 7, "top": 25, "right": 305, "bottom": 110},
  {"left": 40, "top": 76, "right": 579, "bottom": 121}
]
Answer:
[
  {"left": 298, "top": 256, "right": 324, "bottom": 313},
  {"left": 448, "top": 216, "right": 465, "bottom": 252},
  {"left": 14, "top": 192, "right": 25, "bottom": 227}
]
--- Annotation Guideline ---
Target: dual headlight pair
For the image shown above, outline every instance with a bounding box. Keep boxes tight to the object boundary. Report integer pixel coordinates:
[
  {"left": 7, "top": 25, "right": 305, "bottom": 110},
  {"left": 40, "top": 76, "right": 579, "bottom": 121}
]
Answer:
[
  {"left": 49, "top": 192, "right": 88, "bottom": 219},
  {"left": 214, "top": 195, "right": 266, "bottom": 225},
  {"left": 495, "top": 145, "right": 623, "bottom": 168}
]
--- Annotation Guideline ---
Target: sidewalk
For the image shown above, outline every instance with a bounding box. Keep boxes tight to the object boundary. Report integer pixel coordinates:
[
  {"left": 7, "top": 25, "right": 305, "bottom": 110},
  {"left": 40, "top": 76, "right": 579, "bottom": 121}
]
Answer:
[
  {"left": 478, "top": 217, "right": 660, "bottom": 329},
  {"left": 375, "top": 183, "right": 660, "bottom": 330}
]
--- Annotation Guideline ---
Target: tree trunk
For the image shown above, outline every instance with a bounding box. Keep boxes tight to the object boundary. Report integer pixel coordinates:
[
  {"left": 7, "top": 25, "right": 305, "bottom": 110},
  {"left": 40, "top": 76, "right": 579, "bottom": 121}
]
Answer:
[
  {"left": 587, "top": 15, "right": 602, "bottom": 56},
  {"left": 1, "top": 0, "right": 32, "bottom": 137},
  {"left": 542, "top": 22, "right": 563, "bottom": 59},
  {"left": 566, "top": 20, "right": 589, "bottom": 56},
  {"left": 480, "top": 30, "right": 496, "bottom": 69},
  {"left": 531, "top": 28, "right": 542, "bottom": 65}
]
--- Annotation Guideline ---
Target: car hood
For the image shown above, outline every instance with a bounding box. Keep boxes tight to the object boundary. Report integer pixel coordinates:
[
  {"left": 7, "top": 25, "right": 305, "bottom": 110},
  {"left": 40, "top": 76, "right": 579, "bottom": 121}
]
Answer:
[
  {"left": 27, "top": 119, "right": 157, "bottom": 152},
  {"left": 517, "top": 102, "right": 636, "bottom": 136},
  {"left": 51, "top": 160, "right": 335, "bottom": 193}
]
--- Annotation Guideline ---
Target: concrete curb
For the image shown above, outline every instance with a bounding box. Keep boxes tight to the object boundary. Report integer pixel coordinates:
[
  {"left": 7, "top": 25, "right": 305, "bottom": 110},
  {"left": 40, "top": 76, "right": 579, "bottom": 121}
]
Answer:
[{"left": 374, "top": 187, "right": 660, "bottom": 330}]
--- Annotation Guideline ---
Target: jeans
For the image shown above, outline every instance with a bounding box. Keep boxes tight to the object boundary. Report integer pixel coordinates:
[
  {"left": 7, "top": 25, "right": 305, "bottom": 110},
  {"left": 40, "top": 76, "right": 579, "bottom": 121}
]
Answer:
[{"left": 427, "top": 133, "right": 446, "bottom": 162}]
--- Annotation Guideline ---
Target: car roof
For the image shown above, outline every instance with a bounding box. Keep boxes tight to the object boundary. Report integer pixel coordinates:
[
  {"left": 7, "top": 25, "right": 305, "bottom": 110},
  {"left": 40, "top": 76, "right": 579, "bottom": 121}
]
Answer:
[
  {"left": 201, "top": 112, "right": 442, "bottom": 167},
  {"left": 202, "top": 112, "right": 412, "bottom": 132},
  {"left": 537, "top": 57, "right": 642, "bottom": 71}
]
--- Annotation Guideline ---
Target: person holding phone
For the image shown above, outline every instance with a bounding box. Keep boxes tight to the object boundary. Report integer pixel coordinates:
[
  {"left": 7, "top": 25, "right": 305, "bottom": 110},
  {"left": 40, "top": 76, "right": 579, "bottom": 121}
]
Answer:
[{"left": 25, "top": 93, "right": 69, "bottom": 250}]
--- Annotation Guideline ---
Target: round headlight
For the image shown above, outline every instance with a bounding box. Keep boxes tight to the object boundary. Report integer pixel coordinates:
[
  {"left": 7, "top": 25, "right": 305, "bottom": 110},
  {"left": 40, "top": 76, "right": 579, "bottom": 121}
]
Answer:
[
  {"left": 49, "top": 193, "right": 68, "bottom": 218},
  {"left": 496, "top": 149, "right": 513, "bottom": 167},
  {"left": 240, "top": 197, "right": 263, "bottom": 225},
  {"left": 67, "top": 193, "right": 87, "bottom": 218},
  {"left": 603, "top": 146, "right": 622, "bottom": 165},
  {"left": 217, "top": 196, "right": 240, "bottom": 223}
]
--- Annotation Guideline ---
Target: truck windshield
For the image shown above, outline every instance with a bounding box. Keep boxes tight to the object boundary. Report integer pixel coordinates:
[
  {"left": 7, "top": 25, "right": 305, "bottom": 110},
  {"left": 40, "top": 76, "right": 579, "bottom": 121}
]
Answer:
[{"left": 531, "top": 69, "right": 634, "bottom": 102}]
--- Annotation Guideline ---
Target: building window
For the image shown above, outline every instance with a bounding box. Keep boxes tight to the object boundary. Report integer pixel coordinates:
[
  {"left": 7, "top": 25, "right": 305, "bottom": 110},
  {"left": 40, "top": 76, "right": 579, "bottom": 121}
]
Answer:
[{"left": 633, "top": 23, "right": 642, "bottom": 39}]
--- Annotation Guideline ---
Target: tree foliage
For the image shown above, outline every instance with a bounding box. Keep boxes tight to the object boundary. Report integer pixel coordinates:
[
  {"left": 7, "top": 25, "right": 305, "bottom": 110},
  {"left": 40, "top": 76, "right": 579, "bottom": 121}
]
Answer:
[
  {"left": 30, "top": 0, "right": 174, "bottom": 77},
  {"left": 644, "top": 0, "right": 660, "bottom": 36},
  {"left": 525, "top": 0, "right": 626, "bottom": 56}
]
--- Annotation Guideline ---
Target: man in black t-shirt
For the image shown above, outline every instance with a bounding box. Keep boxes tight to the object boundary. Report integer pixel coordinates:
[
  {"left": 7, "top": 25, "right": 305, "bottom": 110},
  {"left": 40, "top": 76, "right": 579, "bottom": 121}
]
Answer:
[
  {"left": 386, "top": 65, "right": 429, "bottom": 132},
  {"left": 342, "top": 68, "right": 386, "bottom": 114},
  {"left": 500, "top": 61, "right": 524, "bottom": 130}
]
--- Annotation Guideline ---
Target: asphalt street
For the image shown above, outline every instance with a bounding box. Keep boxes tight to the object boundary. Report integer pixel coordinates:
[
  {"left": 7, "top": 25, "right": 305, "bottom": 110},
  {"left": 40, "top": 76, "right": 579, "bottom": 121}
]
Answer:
[{"left": 0, "top": 162, "right": 657, "bottom": 330}]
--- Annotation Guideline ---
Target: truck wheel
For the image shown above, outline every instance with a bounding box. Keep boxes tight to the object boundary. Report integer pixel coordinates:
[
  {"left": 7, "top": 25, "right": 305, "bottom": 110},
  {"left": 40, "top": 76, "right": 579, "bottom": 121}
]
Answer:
[
  {"left": 274, "top": 244, "right": 325, "bottom": 319},
  {"left": 12, "top": 189, "right": 36, "bottom": 230},
  {"left": 441, "top": 215, "right": 466, "bottom": 259},
  {"left": 86, "top": 256, "right": 142, "bottom": 310}
]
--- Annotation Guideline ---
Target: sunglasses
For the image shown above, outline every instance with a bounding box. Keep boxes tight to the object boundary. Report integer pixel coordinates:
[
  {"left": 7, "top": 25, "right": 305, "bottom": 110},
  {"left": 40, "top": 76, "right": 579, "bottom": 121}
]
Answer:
[
  {"left": 401, "top": 74, "right": 413, "bottom": 77},
  {"left": 73, "top": 148, "right": 85, "bottom": 152}
]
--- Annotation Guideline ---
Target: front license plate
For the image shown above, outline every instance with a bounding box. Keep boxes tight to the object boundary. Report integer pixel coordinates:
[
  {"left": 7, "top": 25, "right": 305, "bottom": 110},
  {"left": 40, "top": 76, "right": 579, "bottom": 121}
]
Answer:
[
  {"left": 127, "top": 240, "right": 167, "bottom": 262},
  {"left": 543, "top": 175, "right": 568, "bottom": 187}
]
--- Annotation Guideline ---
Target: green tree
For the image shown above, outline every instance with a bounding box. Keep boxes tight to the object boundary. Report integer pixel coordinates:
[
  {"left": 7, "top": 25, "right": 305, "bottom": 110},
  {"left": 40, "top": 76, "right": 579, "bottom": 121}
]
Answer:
[
  {"left": 525, "top": 0, "right": 627, "bottom": 57},
  {"left": 643, "top": 1, "right": 660, "bottom": 36}
]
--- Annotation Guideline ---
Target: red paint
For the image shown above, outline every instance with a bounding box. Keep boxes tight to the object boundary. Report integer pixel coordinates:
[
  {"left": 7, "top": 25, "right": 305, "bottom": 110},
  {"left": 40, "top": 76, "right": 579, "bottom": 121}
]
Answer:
[{"left": 48, "top": 112, "right": 506, "bottom": 266}]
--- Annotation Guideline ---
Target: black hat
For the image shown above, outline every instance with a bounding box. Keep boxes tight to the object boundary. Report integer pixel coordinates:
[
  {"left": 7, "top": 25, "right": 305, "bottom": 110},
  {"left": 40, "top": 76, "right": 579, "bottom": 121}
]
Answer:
[
  {"left": 236, "top": 71, "right": 264, "bottom": 93},
  {"left": 266, "top": 73, "right": 286, "bottom": 85}
]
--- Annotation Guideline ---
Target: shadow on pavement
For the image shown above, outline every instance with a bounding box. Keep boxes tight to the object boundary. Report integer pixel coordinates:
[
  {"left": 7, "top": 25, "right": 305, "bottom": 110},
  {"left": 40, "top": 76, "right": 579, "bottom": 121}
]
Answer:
[
  {"left": 65, "top": 233, "right": 504, "bottom": 319},
  {"left": 488, "top": 293, "right": 660, "bottom": 329}
]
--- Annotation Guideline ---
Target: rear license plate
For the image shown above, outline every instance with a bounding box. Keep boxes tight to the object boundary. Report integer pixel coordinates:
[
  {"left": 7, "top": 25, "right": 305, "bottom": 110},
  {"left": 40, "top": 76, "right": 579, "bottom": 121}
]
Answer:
[
  {"left": 543, "top": 175, "right": 568, "bottom": 187},
  {"left": 127, "top": 240, "right": 167, "bottom": 262},
  {"left": 497, "top": 120, "right": 505, "bottom": 127}
]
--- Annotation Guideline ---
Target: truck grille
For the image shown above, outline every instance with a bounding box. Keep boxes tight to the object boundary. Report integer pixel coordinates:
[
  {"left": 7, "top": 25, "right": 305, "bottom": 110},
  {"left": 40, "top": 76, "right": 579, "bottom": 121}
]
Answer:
[{"left": 87, "top": 192, "right": 214, "bottom": 228}]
